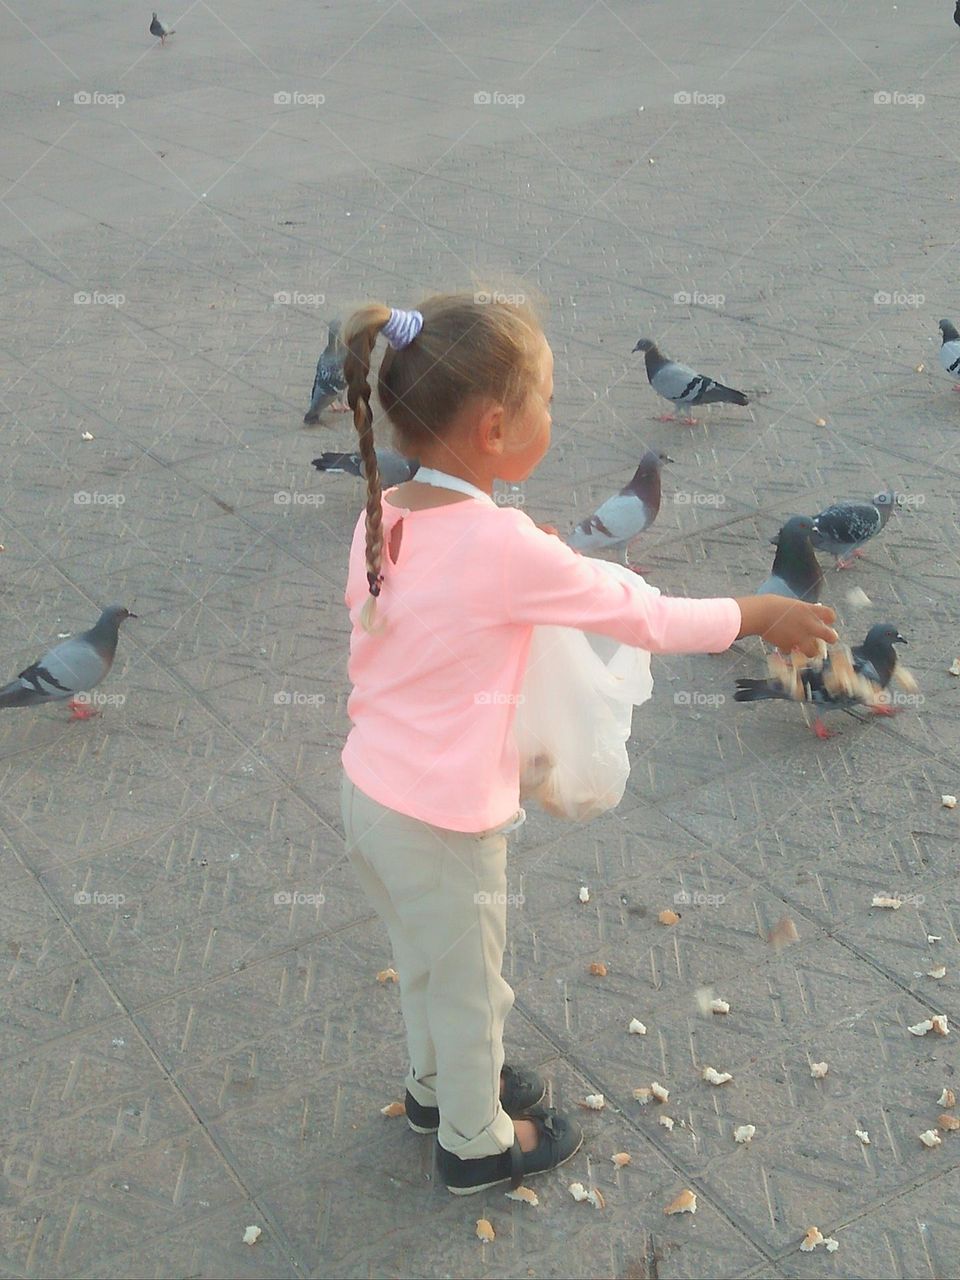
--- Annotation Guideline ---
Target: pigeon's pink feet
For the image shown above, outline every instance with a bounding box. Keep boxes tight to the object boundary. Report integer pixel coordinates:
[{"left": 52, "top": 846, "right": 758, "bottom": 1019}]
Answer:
[
  {"left": 952, "top": 383, "right": 960, "bottom": 392},
  {"left": 654, "top": 413, "right": 679, "bottom": 423},
  {"left": 868, "top": 704, "right": 897, "bottom": 717},
  {"left": 67, "top": 699, "right": 99, "bottom": 721},
  {"left": 330, "top": 401, "right": 351, "bottom": 413},
  {"left": 811, "top": 718, "right": 836, "bottom": 740},
  {"left": 835, "top": 559, "right": 857, "bottom": 571}
]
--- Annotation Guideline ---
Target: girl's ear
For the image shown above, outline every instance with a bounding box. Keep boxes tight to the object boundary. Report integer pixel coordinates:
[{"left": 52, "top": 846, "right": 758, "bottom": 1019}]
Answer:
[{"left": 476, "top": 401, "right": 505, "bottom": 457}]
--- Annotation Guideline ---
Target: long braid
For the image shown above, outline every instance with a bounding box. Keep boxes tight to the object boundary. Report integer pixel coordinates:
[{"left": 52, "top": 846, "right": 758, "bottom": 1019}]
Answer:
[{"left": 343, "top": 305, "right": 391, "bottom": 632}]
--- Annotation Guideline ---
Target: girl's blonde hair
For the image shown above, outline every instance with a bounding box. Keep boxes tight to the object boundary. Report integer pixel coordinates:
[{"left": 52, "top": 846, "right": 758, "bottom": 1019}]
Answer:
[{"left": 342, "top": 292, "right": 543, "bottom": 630}]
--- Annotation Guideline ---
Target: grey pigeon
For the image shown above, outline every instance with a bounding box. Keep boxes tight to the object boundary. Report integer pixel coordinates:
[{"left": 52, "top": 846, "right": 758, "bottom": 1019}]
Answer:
[
  {"left": 938, "top": 319, "right": 960, "bottom": 389},
  {"left": 735, "top": 622, "right": 906, "bottom": 738},
  {"left": 955, "top": 1, "right": 960, "bottom": 30},
  {"left": 0, "top": 605, "right": 136, "bottom": 719},
  {"left": 632, "top": 338, "right": 749, "bottom": 424},
  {"left": 567, "top": 450, "right": 672, "bottom": 566},
  {"left": 810, "top": 490, "right": 898, "bottom": 569},
  {"left": 150, "top": 12, "right": 174, "bottom": 44},
  {"left": 312, "top": 448, "right": 419, "bottom": 488},
  {"left": 757, "top": 516, "right": 824, "bottom": 602},
  {"left": 304, "top": 320, "right": 348, "bottom": 423}
]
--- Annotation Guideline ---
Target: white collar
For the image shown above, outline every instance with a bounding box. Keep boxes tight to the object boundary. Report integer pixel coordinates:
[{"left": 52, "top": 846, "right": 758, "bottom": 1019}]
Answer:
[{"left": 414, "top": 467, "right": 495, "bottom": 505}]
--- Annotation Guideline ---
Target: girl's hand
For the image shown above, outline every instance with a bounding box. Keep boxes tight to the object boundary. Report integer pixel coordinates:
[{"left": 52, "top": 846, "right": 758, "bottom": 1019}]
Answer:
[{"left": 734, "top": 596, "right": 837, "bottom": 658}]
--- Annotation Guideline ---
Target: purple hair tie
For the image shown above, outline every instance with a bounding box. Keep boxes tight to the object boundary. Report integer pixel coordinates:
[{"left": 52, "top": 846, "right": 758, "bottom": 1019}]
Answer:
[{"left": 382, "top": 307, "right": 423, "bottom": 350}]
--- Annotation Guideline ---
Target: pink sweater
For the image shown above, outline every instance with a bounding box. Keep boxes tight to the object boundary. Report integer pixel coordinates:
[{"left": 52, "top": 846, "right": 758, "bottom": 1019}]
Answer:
[{"left": 342, "top": 495, "right": 741, "bottom": 832}]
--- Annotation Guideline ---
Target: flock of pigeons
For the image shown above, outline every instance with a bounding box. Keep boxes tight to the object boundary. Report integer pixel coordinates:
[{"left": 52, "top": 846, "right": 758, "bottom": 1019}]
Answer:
[{"left": 0, "top": 311, "right": 943, "bottom": 734}]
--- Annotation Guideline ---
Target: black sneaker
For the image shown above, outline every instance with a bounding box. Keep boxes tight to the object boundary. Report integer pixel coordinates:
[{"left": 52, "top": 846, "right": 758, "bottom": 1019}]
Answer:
[
  {"left": 436, "top": 1107, "right": 583, "bottom": 1195},
  {"left": 405, "top": 1064, "right": 546, "bottom": 1135}
]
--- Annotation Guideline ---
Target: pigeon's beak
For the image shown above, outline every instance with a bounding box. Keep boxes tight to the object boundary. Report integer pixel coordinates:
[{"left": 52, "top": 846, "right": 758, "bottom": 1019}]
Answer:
[
  {"left": 769, "top": 536, "right": 779, "bottom": 545},
  {"left": 631, "top": 341, "right": 642, "bottom": 353},
  {"left": 663, "top": 455, "right": 675, "bottom": 464},
  {"left": 895, "top": 632, "right": 907, "bottom": 644},
  {"left": 127, "top": 612, "right": 139, "bottom": 620}
]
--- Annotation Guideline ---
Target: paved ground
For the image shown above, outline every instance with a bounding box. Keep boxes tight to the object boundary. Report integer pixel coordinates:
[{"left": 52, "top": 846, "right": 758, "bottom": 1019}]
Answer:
[{"left": 2, "top": 2, "right": 960, "bottom": 1277}]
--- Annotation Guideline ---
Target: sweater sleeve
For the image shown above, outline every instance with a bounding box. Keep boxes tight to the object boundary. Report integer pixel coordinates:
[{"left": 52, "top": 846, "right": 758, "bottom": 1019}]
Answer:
[{"left": 501, "top": 514, "right": 741, "bottom": 654}]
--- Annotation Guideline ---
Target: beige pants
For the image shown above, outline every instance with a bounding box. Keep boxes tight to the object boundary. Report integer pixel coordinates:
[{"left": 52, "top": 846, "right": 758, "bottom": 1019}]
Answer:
[{"left": 341, "top": 773, "right": 517, "bottom": 1158}]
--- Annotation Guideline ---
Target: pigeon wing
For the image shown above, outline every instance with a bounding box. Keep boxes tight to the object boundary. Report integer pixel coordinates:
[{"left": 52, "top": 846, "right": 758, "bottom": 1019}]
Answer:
[
  {"left": 650, "top": 360, "right": 707, "bottom": 404},
  {"left": 939, "top": 338, "right": 960, "bottom": 375},
  {"left": 19, "top": 637, "right": 110, "bottom": 699},
  {"left": 814, "top": 502, "right": 880, "bottom": 547}
]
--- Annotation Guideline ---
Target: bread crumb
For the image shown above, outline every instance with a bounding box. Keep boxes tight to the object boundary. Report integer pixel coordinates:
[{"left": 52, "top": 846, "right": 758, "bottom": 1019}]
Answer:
[
  {"left": 942, "top": 795, "right": 957, "bottom": 809},
  {"left": 734, "top": 1124, "right": 756, "bottom": 1144},
  {"left": 871, "top": 895, "right": 901, "bottom": 909},
  {"left": 651, "top": 1081, "right": 669, "bottom": 1102},
  {"left": 588, "top": 961, "right": 608, "bottom": 976},
  {"left": 659, "top": 1115, "right": 675, "bottom": 1131},
  {"left": 810, "top": 1062, "right": 829, "bottom": 1079},
  {"left": 505, "top": 1186, "right": 539, "bottom": 1205},
  {"left": 908, "top": 1019, "right": 934, "bottom": 1036},
  {"left": 929, "top": 935, "right": 943, "bottom": 943},
  {"left": 949, "top": 658, "right": 960, "bottom": 677},
  {"left": 932, "top": 1014, "right": 950, "bottom": 1036},
  {"left": 242, "top": 1226, "right": 262, "bottom": 1246},
  {"left": 376, "top": 967, "right": 399, "bottom": 983},
  {"left": 767, "top": 915, "right": 799, "bottom": 948},
  {"left": 938, "top": 1088, "right": 956, "bottom": 1108},
  {"left": 569, "top": 1182, "right": 604, "bottom": 1209},
  {"left": 937, "top": 1113, "right": 960, "bottom": 1131},
  {"left": 855, "top": 1130, "right": 870, "bottom": 1145},
  {"left": 927, "top": 966, "right": 946, "bottom": 979},
  {"left": 800, "top": 1227, "right": 824, "bottom": 1252},
  {"left": 846, "top": 587, "right": 871, "bottom": 607},
  {"left": 582, "top": 1094, "right": 605, "bottom": 1110},
  {"left": 825, "top": 1238, "right": 840, "bottom": 1253},
  {"left": 664, "top": 1189, "right": 697, "bottom": 1215},
  {"left": 611, "top": 1152, "right": 632, "bottom": 1167},
  {"left": 658, "top": 909, "right": 681, "bottom": 925},
  {"left": 476, "top": 1218, "right": 495, "bottom": 1242},
  {"left": 628, "top": 1018, "right": 647, "bottom": 1035},
  {"left": 702, "top": 1066, "right": 733, "bottom": 1085},
  {"left": 710, "top": 998, "right": 730, "bottom": 1014},
  {"left": 919, "top": 1129, "right": 942, "bottom": 1148},
  {"left": 578, "top": 886, "right": 590, "bottom": 903},
  {"left": 380, "top": 1101, "right": 406, "bottom": 1117},
  {"left": 815, "top": 417, "right": 827, "bottom": 427}
]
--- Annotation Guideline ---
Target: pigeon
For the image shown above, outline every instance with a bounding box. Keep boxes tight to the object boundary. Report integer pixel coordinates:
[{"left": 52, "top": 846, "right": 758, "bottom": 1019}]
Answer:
[
  {"left": 810, "top": 490, "right": 898, "bottom": 569},
  {"left": 304, "top": 320, "right": 348, "bottom": 423},
  {"left": 734, "top": 623, "right": 907, "bottom": 738},
  {"left": 150, "top": 12, "right": 174, "bottom": 44},
  {"left": 757, "top": 516, "right": 824, "bottom": 602},
  {"left": 938, "top": 319, "right": 960, "bottom": 390},
  {"left": 312, "top": 449, "right": 420, "bottom": 488},
  {"left": 0, "top": 606, "right": 136, "bottom": 720},
  {"left": 567, "top": 450, "right": 672, "bottom": 567},
  {"left": 632, "top": 338, "right": 749, "bottom": 425},
  {"left": 955, "top": 0, "right": 960, "bottom": 29}
]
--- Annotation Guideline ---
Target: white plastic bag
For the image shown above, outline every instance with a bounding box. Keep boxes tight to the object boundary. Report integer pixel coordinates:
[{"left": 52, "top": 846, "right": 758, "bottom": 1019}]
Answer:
[{"left": 513, "top": 562, "right": 657, "bottom": 822}]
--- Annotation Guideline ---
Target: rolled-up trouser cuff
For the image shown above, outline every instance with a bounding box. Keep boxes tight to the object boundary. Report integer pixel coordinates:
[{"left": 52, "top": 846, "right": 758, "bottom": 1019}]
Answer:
[{"left": 438, "top": 1100, "right": 515, "bottom": 1159}]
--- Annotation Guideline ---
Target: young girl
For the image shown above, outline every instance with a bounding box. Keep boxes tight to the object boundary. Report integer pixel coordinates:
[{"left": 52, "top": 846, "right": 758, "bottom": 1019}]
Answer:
[{"left": 339, "top": 294, "right": 836, "bottom": 1196}]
